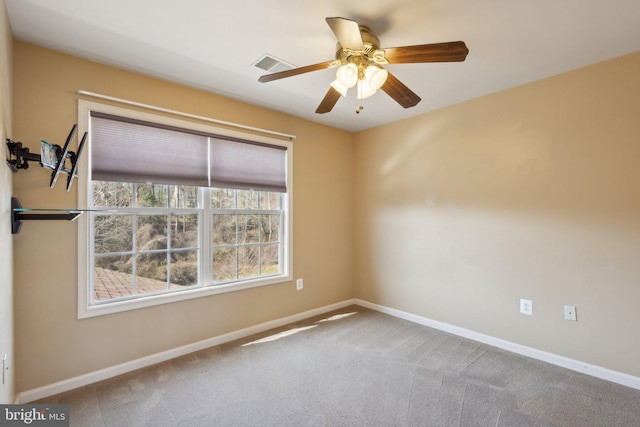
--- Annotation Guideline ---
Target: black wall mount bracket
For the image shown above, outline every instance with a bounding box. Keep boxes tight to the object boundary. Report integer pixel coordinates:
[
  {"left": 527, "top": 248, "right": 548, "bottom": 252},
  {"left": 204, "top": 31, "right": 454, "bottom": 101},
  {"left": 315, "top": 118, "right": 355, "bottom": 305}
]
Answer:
[{"left": 6, "top": 124, "right": 87, "bottom": 191}]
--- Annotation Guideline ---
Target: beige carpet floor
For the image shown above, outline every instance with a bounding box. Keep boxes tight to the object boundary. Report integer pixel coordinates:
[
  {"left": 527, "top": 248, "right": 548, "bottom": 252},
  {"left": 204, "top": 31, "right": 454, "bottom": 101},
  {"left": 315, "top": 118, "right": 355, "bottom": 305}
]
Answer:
[{"left": 38, "top": 305, "right": 640, "bottom": 426}]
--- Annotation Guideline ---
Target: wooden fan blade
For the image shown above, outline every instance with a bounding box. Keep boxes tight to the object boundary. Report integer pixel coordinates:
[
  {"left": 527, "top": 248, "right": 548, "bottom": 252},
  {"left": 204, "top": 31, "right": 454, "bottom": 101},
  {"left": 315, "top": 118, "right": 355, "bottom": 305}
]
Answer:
[
  {"left": 326, "top": 17, "right": 364, "bottom": 51},
  {"left": 383, "top": 41, "right": 469, "bottom": 64},
  {"left": 315, "top": 87, "right": 342, "bottom": 114},
  {"left": 381, "top": 73, "right": 421, "bottom": 108},
  {"left": 259, "top": 60, "right": 335, "bottom": 83}
]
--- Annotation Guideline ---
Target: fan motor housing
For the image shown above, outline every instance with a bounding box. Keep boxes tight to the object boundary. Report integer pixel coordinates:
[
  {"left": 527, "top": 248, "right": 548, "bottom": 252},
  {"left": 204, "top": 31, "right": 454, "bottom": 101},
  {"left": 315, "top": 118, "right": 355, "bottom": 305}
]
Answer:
[{"left": 335, "top": 26, "right": 381, "bottom": 62}]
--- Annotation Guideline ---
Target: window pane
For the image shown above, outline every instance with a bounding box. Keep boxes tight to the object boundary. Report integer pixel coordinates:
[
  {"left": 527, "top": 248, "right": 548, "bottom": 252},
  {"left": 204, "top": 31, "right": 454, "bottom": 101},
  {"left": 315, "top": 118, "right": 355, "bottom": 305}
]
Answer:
[
  {"left": 137, "top": 215, "right": 168, "bottom": 251},
  {"left": 237, "top": 214, "right": 259, "bottom": 244},
  {"left": 170, "top": 250, "right": 198, "bottom": 287},
  {"left": 92, "top": 181, "right": 132, "bottom": 207},
  {"left": 94, "top": 214, "right": 133, "bottom": 253},
  {"left": 260, "top": 192, "right": 281, "bottom": 210},
  {"left": 211, "top": 188, "right": 235, "bottom": 209},
  {"left": 213, "top": 247, "right": 237, "bottom": 282},
  {"left": 135, "top": 252, "right": 168, "bottom": 294},
  {"left": 213, "top": 214, "right": 236, "bottom": 245},
  {"left": 169, "top": 186, "right": 199, "bottom": 208},
  {"left": 237, "top": 189, "right": 259, "bottom": 210},
  {"left": 171, "top": 214, "right": 199, "bottom": 249},
  {"left": 94, "top": 255, "right": 133, "bottom": 300},
  {"left": 238, "top": 245, "right": 259, "bottom": 279},
  {"left": 261, "top": 244, "right": 280, "bottom": 275},
  {"left": 136, "top": 183, "right": 168, "bottom": 207},
  {"left": 260, "top": 214, "right": 280, "bottom": 243}
]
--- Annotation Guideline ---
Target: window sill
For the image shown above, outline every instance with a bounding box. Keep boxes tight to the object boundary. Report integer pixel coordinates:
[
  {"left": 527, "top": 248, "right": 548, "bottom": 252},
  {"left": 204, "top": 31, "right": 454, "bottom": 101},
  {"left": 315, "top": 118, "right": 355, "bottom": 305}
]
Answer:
[{"left": 78, "top": 274, "right": 292, "bottom": 319}]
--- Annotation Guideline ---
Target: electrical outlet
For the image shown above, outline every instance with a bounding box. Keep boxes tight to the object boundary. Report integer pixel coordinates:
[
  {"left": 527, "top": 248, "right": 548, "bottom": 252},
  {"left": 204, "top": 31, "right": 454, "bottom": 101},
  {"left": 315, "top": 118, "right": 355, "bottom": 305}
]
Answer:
[
  {"left": 520, "top": 299, "right": 533, "bottom": 315},
  {"left": 296, "top": 279, "right": 303, "bottom": 291},
  {"left": 564, "top": 305, "right": 577, "bottom": 321}
]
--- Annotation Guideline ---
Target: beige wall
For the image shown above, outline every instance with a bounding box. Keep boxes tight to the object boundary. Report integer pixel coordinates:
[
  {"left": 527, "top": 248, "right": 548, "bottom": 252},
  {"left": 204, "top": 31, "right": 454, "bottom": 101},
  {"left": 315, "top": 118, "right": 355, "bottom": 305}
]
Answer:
[
  {"left": 0, "top": 0, "right": 15, "bottom": 404},
  {"left": 354, "top": 52, "right": 640, "bottom": 377},
  {"left": 11, "top": 33, "right": 640, "bottom": 395},
  {"left": 12, "top": 42, "right": 354, "bottom": 392}
]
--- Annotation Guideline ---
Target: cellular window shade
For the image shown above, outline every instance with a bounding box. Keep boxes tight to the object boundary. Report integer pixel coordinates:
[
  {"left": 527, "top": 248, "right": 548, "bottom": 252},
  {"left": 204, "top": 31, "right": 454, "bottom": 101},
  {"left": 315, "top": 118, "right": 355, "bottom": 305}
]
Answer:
[
  {"left": 209, "top": 137, "right": 287, "bottom": 192},
  {"left": 90, "top": 112, "right": 288, "bottom": 192},
  {"left": 90, "top": 112, "right": 209, "bottom": 186}
]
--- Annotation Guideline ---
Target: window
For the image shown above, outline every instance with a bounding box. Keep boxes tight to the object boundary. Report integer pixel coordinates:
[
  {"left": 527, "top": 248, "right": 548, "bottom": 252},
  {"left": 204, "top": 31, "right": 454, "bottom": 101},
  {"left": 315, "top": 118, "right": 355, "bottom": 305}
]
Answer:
[{"left": 77, "top": 100, "right": 292, "bottom": 318}]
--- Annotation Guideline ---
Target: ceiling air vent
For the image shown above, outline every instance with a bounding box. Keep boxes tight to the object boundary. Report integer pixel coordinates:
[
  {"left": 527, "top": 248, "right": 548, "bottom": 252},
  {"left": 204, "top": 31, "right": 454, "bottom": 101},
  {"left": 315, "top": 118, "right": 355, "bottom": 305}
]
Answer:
[{"left": 253, "top": 54, "right": 295, "bottom": 73}]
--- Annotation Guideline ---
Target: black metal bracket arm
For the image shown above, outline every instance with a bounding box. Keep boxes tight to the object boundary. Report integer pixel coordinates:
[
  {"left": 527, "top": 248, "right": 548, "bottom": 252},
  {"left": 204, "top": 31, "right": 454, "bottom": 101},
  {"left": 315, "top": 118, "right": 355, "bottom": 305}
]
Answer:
[
  {"left": 5, "top": 124, "right": 87, "bottom": 191},
  {"left": 5, "top": 140, "right": 42, "bottom": 170},
  {"left": 11, "top": 197, "right": 82, "bottom": 235}
]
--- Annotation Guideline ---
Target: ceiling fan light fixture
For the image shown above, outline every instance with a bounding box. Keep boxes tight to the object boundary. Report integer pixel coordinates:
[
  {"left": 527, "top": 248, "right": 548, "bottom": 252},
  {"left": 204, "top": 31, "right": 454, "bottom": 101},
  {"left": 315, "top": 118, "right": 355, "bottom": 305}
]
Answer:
[
  {"left": 364, "top": 65, "right": 388, "bottom": 91},
  {"left": 330, "top": 79, "right": 349, "bottom": 97},
  {"left": 336, "top": 63, "right": 358, "bottom": 88},
  {"left": 357, "top": 78, "right": 377, "bottom": 100},
  {"left": 259, "top": 17, "right": 468, "bottom": 114}
]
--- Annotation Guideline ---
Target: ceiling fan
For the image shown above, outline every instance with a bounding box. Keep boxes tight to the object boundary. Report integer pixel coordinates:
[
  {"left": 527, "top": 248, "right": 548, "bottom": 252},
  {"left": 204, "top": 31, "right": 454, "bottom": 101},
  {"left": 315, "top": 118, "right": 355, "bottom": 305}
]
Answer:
[{"left": 258, "top": 17, "right": 469, "bottom": 114}]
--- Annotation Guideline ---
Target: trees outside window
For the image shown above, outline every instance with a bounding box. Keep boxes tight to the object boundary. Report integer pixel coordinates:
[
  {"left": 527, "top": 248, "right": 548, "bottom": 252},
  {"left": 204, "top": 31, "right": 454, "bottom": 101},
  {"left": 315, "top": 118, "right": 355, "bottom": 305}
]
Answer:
[{"left": 91, "top": 183, "right": 283, "bottom": 303}]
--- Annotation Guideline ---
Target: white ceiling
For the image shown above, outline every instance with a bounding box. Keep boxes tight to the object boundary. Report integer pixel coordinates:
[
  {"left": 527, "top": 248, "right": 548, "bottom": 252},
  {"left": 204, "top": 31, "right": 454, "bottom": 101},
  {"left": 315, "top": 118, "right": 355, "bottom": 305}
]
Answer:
[{"left": 6, "top": 0, "right": 640, "bottom": 132}]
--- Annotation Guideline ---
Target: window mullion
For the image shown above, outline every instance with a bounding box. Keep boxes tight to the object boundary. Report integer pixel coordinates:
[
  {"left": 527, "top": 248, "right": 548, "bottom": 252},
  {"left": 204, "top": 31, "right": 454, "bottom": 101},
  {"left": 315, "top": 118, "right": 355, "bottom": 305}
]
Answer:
[
  {"left": 166, "top": 213, "right": 172, "bottom": 290},
  {"left": 201, "top": 187, "right": 212, "bottom": 286},
  {"left": 282, "top": 212, "right": 286, "bottom": 275},
  {"left": 234, "top": 211, "right": 239, "bottom": 281},
  {"left": 132, "top": 212, "right": 138, "bottom": 296}
]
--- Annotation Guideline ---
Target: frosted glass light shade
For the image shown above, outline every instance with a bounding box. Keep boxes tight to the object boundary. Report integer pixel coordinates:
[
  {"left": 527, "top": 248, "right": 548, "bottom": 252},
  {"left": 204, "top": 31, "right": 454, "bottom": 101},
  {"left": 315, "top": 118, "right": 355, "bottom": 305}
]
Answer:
[
  {"left": 357, "top": 79, "right": 377, "bottom": 99},
  {"left": 336, "top": 63, "right": 358, "bottom": 88},
  {"left": 364, "top": 65, "right": 388, "bottom": 90}
]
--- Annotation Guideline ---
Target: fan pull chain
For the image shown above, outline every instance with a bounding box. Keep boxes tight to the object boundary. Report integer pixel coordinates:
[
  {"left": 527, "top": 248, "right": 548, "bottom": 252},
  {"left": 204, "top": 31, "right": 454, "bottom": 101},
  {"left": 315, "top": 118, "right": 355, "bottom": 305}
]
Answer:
[{"left": 356, "top": 80, "right": 364, "bottom": 114}]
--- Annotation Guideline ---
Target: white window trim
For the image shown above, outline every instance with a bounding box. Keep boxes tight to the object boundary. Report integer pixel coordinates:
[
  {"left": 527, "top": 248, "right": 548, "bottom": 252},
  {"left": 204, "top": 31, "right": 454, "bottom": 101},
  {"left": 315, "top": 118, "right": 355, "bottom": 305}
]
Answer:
[{"left": 77, "top": 100, "right": 293, "bottom": 319}]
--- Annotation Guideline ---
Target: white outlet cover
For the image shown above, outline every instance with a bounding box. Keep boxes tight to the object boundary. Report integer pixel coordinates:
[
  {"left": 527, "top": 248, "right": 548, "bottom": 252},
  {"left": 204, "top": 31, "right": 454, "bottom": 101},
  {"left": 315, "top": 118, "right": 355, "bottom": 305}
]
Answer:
[{"left": 520, "top": 299, "right": 533, "bottom": 315}]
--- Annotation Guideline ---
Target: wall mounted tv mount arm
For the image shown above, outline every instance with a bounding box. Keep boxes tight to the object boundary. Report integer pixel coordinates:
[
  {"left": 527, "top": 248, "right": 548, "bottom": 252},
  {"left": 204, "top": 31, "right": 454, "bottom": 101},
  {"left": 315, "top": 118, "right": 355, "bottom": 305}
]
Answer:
[
  {"left": 6, "top": 125, "right": 91, "bottom": 234},
  {"left": 6, "top": 124, "right": 87, "bottom": 191}
]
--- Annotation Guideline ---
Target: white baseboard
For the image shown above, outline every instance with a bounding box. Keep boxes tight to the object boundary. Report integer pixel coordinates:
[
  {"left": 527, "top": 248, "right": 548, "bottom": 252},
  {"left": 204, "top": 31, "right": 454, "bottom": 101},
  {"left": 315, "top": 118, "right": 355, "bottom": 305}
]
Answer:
[
  {"left": 355, "top": 299, "right": 640, "bottom": 391},
  {"left": 18, "top": 297, "right": 639, "bottom": 402},
  {"left": 18, "top": 299, "right": 358, "bottom": 403}
]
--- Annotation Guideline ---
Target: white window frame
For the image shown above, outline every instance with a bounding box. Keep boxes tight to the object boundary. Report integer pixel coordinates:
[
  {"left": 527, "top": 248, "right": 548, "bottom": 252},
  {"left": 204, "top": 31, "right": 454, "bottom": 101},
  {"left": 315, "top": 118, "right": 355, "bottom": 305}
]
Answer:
[{"left": 77, "top": 100, "right": 293, "bottom": 319}]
